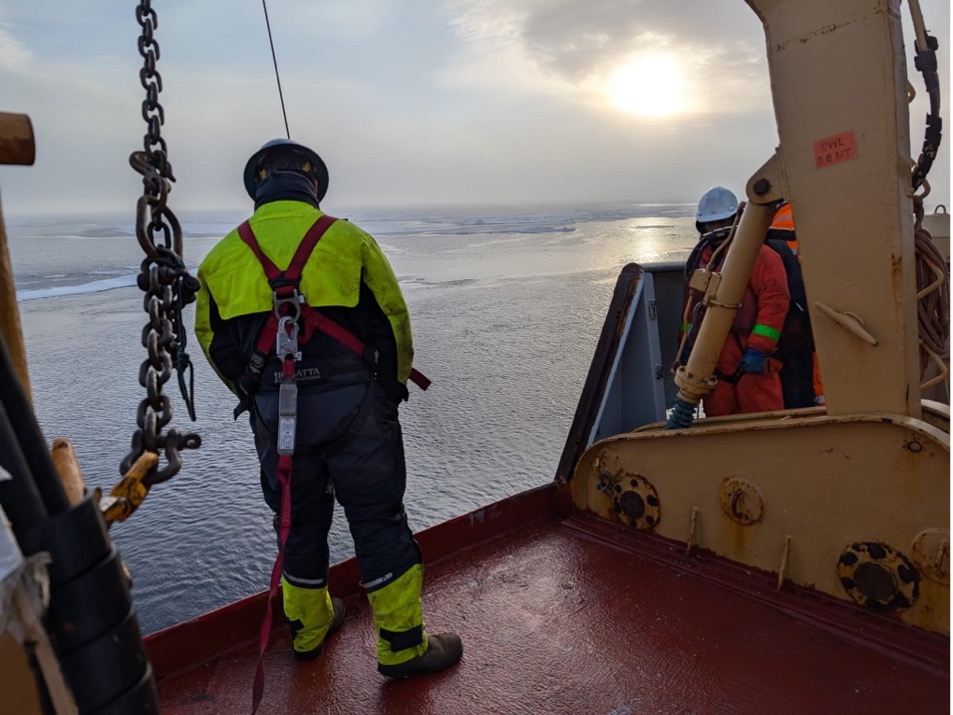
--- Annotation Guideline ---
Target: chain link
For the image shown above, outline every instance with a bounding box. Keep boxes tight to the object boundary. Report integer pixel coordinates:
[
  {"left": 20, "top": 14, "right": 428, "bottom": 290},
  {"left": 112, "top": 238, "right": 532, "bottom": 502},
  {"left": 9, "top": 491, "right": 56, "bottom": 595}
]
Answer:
[{"left": 123, "top": 0, "right": 201, "bottom": 486}]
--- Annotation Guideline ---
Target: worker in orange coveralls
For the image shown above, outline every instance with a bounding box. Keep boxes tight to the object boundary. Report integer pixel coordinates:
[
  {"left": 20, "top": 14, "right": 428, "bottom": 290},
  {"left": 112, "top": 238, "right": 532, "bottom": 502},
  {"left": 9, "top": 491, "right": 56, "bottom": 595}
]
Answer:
[
  {"left": 680, "top": 187, "right": 790, "bottom": 416},
  {"left": 766, "top": 200, "right": 825, "bottom": 406}
]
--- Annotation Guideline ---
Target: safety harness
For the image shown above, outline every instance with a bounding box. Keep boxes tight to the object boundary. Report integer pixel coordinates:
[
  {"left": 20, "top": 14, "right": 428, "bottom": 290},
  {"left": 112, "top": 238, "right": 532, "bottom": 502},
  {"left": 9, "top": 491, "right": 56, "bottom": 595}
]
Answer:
[
  {"left": 234, "top": 216, "right": 430, "bottom": 415},
  {"left": 241, "top": 214, "right": 429, "bottom": 713}
]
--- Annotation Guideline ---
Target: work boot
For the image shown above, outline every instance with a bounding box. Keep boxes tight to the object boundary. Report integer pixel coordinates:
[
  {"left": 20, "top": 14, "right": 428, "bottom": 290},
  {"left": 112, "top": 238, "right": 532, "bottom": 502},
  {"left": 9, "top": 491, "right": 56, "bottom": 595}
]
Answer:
[
  {"left": 377, "top": 633, "right": 463, "bottom": 679},
  {"left": 293, "top": 597, "right": 346, "bottom": 661}
]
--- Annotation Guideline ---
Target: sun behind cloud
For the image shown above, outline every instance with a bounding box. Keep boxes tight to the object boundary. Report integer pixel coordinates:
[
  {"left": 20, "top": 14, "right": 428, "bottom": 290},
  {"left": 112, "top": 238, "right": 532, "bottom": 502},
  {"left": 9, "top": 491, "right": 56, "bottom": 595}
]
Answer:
[{"left": 607, "top": 54, "right": 685, "bottom": 117}]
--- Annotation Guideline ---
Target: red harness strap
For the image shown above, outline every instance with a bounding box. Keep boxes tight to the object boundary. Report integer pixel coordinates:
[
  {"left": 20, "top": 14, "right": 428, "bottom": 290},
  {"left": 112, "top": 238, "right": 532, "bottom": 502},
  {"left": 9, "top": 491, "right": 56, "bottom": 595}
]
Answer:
[
  {"left": 238, "top": 213, "right": 336, "bottom": 284},
  {"left": 252, "top": 444, "right": 293, "bottom": 714},
  {"left": 300, "top": 308, "right": 431, "bottom": 389}
]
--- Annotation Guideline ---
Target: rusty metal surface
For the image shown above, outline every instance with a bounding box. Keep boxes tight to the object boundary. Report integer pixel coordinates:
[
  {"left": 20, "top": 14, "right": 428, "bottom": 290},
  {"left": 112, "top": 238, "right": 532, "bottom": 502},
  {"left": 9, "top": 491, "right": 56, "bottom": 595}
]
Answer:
[
  {"left": 837, "top": 542, "right": 920, "bottom": 611},
  {"left": 912, "top": 528, "right": 951, "bottom": 584},
  {"left": 598, "top": 471, "right": 660, "bottom": 530},
  {"left": 0, "top": 196, "right": 31, "bottom": 400},
  {"left": 720, "top": 477, "right": 764, "bottom": 526},
  {"left": 49, "top": 438, "right": 85, "bottom": 507},
  {"left": 575, "top": 412, "right": 950, "bottom": 634},
  {"left": 155, "top": 516, "right": 948, "bottom": 715},
  {"left": 0, "top": 634, "right": 42, "bottom": 715},
  {"left": 0, "top": 112, "right": 34, "bottom": 166}
]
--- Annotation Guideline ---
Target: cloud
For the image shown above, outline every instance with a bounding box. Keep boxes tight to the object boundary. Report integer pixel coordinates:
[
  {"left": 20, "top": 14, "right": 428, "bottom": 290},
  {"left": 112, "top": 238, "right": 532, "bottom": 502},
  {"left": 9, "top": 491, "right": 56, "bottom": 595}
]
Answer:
[
  {"left": 436, "top": 0, "right": 948, "bottom": 204},
  {"left": 0, "top": 25, "right": 32, "bottom": 68},
  {"left": 441, "top": 0, "right": 770, "bottom": 115}
]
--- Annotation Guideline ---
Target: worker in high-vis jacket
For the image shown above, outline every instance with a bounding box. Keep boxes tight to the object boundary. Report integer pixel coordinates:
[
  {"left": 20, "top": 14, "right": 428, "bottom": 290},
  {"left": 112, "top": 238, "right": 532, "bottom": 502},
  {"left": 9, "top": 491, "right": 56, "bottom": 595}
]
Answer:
[
  {"left": 194, "top": 138, "right": 462, "bottom": 679},
  {"left": 679, "top": 186, "right": 790, "bottom": 416}
]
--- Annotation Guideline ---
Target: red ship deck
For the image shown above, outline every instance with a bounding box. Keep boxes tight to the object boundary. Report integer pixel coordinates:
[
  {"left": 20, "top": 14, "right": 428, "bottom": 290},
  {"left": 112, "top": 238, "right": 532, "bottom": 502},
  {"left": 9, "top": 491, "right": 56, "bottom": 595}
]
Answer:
[{"left": 149, "top": 486, "right": 948, "bottom": 715}]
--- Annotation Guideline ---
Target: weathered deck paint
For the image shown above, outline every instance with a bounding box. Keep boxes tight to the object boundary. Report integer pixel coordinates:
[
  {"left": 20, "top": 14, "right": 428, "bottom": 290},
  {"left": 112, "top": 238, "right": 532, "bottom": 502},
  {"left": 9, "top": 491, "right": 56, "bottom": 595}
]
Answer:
[{"left": 150, "top": 487, "right": 948, "bottom": 715}]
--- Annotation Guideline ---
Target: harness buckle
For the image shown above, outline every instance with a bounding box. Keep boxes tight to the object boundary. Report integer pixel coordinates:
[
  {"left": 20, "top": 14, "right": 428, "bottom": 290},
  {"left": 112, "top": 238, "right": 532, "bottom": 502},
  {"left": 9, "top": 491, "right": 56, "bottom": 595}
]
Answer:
[
  {"left": 277, "top": 381, "right": 298, "bottom": 455},
  {"left": 714, "top": 367, "right": 745, "bottom": 384},
  {"left": 273, "top": 288, "right": 304, "bottom": 322},
  {"left": 276, "top": 316, "right": 301, "bottom": 362}
]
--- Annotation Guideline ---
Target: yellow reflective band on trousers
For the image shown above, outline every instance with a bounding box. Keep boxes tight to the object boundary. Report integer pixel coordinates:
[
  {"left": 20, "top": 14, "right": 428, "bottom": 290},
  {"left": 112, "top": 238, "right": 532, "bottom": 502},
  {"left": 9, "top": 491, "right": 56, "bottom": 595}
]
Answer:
[
  {"left": 366, "top": 564, "right": 429, "bottom": 666},
  {"left": 282, "top": 577, "right": 335, "bottom": 654}
]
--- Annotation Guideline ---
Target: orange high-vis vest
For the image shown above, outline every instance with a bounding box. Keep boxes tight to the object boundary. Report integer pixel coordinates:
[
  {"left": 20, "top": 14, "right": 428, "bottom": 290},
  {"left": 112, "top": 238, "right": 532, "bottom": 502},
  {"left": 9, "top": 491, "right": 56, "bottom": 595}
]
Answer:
[
  {"left": 771, "top": 202, "right": 795, "bottom": 231},
  {"left": 770, "top": 202, "right": 798, "bottom": 256}
]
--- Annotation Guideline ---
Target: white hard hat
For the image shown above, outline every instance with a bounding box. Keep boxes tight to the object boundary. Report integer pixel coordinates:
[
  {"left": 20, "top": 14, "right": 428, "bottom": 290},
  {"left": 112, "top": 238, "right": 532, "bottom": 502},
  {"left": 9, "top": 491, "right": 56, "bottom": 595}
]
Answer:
[{"left": 695, "top": 186, "right": 739, "bottom": 225}]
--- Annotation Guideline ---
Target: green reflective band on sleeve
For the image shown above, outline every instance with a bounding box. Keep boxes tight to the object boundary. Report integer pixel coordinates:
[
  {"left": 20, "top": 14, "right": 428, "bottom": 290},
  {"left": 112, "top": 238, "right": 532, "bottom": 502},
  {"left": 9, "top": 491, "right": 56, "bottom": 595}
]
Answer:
[
  {"left": 680, "top": 322, "right": 692, "bottom": 333},
  {"left": 751, "top": 323, "right": 781, "bottom": 341}
]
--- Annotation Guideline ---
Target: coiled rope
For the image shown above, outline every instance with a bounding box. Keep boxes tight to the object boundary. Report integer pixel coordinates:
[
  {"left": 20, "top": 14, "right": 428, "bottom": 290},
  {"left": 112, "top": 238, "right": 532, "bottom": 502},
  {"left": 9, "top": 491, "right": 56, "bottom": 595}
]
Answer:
[{"left": 913, "top": 199, "right": 949, "bottom": 389}]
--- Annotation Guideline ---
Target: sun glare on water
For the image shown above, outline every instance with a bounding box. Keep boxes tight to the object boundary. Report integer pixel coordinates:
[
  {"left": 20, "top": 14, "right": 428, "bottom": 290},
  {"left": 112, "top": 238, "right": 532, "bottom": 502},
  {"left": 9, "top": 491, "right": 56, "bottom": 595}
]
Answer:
[{"left": 607, "top": 54, "right": 685, "bottom": 117}]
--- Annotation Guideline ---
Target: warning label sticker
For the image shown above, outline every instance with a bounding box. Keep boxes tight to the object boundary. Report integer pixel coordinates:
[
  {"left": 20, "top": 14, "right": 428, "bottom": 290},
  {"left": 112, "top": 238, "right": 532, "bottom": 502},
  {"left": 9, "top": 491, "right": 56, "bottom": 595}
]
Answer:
[{"left": 814, "top": 131, "right": 857, "bottom": 169}]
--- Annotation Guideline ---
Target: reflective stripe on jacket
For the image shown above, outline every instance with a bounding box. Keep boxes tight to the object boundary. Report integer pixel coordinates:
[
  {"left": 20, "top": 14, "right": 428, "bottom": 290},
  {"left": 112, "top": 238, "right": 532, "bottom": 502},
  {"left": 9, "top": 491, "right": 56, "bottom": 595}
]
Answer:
[
  {"left": 195, "top": 200, "right": 414, "bottom": 388},
  {"left": 770, "top": 201, "right": 795, "bottom": 231}
]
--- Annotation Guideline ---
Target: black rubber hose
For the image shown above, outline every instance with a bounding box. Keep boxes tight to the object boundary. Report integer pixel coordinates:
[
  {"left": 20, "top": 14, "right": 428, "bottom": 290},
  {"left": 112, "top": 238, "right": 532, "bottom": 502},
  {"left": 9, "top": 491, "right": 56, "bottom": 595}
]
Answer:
[
  {"left": 0, "top": 334, "right": 158, "bottom": 712},
  {"left": 0, "top": 333, "right": 69, "bottom": 515},
  {"left": 666, "top": 397, "right": 697, "bottom": 430},
  {"left": 0, "top": 399, "right": 48, "bottom": 532},
  {"left": 17, "top": 499, "right": 159, "bottom": 714}
]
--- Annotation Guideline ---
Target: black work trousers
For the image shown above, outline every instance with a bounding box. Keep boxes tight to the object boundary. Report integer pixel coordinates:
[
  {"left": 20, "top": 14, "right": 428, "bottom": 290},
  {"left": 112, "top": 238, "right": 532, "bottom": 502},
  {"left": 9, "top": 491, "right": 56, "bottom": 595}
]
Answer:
[{"left": 250, "top": 370, "right": 421, "bottom": 592}]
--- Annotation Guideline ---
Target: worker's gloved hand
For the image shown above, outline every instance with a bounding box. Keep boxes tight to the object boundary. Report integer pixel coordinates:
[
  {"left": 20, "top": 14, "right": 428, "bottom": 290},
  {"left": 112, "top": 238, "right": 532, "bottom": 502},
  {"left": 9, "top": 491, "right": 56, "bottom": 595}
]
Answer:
[{"left": 739, "top": 347, "right": 767, "bottom": 375}]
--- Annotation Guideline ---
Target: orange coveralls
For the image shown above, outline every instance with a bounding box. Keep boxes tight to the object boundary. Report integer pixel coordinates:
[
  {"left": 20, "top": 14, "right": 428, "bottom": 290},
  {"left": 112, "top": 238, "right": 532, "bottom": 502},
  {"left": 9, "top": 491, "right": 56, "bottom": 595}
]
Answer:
[{"left": 683, "top": 243, "right": 790, "bottom": 416}]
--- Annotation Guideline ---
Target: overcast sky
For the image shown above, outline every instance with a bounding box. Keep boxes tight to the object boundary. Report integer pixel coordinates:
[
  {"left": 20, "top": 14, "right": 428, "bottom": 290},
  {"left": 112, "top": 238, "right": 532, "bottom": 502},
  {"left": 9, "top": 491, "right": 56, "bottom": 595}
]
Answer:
[{"left": 0, "top": 0, "right": 948, "bottom": 215}]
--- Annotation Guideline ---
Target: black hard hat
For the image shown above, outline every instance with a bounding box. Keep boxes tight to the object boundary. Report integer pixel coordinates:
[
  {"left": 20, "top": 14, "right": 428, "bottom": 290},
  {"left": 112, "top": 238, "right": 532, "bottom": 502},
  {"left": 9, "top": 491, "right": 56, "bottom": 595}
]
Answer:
[{"left": 243, "top": 138, "right": 330, "bottom": 201}]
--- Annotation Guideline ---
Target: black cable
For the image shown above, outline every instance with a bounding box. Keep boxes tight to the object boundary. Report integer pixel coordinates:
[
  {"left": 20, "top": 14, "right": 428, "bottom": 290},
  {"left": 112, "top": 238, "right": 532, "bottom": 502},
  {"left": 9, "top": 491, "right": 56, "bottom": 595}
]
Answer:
[
  {"left": 0, "top": 399, "right": 47, "bottom": 533},
  {"left": 912, "top": 32, "right": 942, "bottom": 191},
  {"left": 261, "top": 0, "right": 291, "bottom": 139},
  {"left": 0, "top": 333, "right": 69, "bottom": 516}
]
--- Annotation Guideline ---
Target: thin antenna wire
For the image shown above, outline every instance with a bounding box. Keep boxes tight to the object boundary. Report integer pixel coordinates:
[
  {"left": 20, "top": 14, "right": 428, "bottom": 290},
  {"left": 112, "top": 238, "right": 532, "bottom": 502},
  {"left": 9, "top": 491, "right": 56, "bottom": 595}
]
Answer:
[{"left": 261, "top": 0, "right": 291, "bottom": 139}]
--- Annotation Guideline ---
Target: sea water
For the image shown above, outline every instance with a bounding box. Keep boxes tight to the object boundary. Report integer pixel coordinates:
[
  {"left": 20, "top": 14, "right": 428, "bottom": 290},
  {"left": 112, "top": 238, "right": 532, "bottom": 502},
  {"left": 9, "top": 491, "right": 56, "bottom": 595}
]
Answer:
[{"left": 8, "top": 203, "right": 696, "bottom": 634}]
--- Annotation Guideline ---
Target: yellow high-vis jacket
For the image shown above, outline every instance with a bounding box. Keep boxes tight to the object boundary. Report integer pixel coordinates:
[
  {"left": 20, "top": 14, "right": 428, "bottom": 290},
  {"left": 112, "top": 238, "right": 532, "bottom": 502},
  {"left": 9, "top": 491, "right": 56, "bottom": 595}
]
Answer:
[{"left": 194, "top": 200, "right": 414, "bottom": 399}]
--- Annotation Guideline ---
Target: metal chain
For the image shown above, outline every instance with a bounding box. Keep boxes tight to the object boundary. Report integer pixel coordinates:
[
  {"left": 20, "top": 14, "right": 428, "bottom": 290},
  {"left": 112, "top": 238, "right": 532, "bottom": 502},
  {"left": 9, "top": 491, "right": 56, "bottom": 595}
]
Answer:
[{"left": 123, "top": 0, "right": 201, "bottom": 486}]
